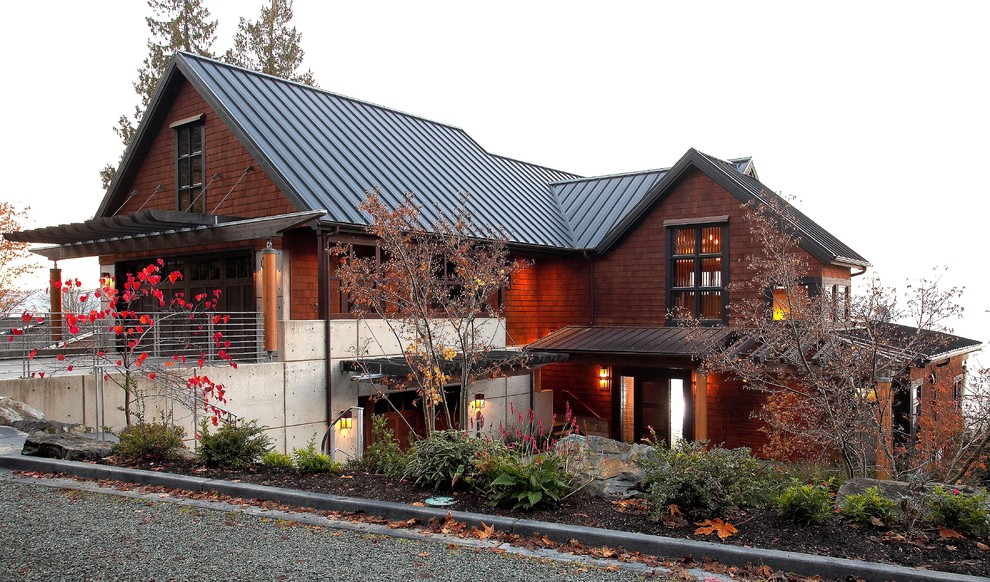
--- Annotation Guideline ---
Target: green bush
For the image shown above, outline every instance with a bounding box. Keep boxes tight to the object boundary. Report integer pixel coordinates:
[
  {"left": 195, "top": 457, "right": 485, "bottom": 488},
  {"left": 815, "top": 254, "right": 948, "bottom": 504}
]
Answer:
[
  {"left": 637, "top": 439, "right": 779, "bottom": 520},
  {"left": 927, "top": 486, "right": 990, "bottom": 538},
  {"left": 115, "top": 421, "right": 186, "bottom": 461},
  {"left": 405, "top": 430, "right": 505, "bottom": 491},
  {"left": 197, "top": 418, "right": 272, "bottom": 469},
  {"left": 354, "top": 415, "right": 407, "bottom": 478},
  {"left": 293, "top": 437, "right": 340, "bottom": 474},
  {"left": 840, "top": 486, "right": 895, "bottom": 527},
  {"left": 485, "top": 453, "right": 571, "bottom": 510},
  {"left": 260, "top": 451, "right": 294, "bottom": 468},
  {"left": 777, "top": 482, "right": 834, "bottom": 525}
]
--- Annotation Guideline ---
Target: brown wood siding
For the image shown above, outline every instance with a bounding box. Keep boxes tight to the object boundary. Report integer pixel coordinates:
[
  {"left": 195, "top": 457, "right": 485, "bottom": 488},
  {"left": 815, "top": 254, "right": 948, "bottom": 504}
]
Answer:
[
  {"left": 705, "top": 372, "right": 770, "bottom": 451},
  {"left": 504, "top": 256, "right": 591, "bottom": 346},
  {"left": 591, "top": 167, "right": 836, "bottom": 325},
  {"left": 113, "top": 80, "right": 296, "bottom": 219},
  {"left": 283, "top": 228, "right": 319, "bottom": 320},
  {"left": 542, "top": 361, "right": 611, "bottom": 420}
]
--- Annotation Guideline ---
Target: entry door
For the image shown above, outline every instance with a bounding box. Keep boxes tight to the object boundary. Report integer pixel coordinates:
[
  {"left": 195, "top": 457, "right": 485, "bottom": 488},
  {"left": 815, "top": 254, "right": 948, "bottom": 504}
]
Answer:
[{"left": 614, "top": 369, "right": 692, "bottom": 446}]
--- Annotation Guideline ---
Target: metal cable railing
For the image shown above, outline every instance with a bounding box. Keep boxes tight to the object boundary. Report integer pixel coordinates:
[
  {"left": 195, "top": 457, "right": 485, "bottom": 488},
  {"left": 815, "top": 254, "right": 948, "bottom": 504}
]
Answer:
[{"left": 1, "top": 311, "right": 266, "bottom": 377}]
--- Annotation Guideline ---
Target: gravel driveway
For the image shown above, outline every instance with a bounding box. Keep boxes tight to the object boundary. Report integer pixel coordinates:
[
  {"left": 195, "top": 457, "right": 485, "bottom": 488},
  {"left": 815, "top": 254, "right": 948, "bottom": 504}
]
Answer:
[{"left": 0, "top": 476, "right": 675, "bottom": 582}]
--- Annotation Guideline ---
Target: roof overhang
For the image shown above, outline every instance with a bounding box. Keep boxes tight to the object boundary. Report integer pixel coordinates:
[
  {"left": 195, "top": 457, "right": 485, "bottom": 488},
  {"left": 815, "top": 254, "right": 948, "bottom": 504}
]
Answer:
[
  {"left": 7, "top": 210, "right": 324, "bottom": 261},
  {"left": 525, "top": 325, "right": 728, "bottom": 358},
  {"left": 341, "top": 349, "right": 568, "bottom": 381}
]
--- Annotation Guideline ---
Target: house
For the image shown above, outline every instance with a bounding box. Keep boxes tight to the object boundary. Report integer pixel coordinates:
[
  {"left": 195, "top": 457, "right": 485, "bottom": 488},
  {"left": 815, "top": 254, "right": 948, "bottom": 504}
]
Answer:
[{"left": 4, "top": 52, "right": 982, "bottom": 458}]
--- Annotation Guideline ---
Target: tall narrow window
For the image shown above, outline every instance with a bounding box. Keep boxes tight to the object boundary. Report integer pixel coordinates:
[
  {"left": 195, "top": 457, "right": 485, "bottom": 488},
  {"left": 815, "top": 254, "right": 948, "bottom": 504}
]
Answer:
[
  {"left": 667, "top": 223, "right": 728, "bottom": 322},
  {"left": 176, "top": 122, "right": 205, "bottom": 213}
]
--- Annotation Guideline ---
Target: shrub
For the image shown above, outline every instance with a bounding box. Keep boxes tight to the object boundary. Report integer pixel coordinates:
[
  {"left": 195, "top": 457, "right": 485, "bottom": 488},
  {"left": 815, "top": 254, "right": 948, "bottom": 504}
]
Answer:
[
  {"left": 115, "top": 421, "right": 186, "bottom": 461},
  {"left": 354, "top": 415, "right": 407, "bottom": 478},
  {"left": 260, "top": 451, "right": 294, "bottom": 468},
  {"left": 637, "top": 439, "right": 780, "bottom": 520},
  {"left": 927, "top": 486, "right": 990, "bottom": 538},
  {"left": 405, "top": 429, "right": 506, "bottom": 491},
  {"left": 293, "top": 437, "right": 340, "bottom": 474},
  {"left": 777, "top": 482, "right": 834, "bottom": 525},
  {"left": 197, "top": 418, "right": 272, "bottom": 469},
  {"left": 840, "top": 486, "right": 895, "bottom": 527},
  {"left": 485, "top": 453, "right": 571, "bottom": 510}
]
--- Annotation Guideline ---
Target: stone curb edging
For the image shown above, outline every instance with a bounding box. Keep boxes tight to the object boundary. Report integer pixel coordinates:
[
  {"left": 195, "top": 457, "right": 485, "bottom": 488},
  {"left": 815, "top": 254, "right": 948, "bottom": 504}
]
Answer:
[{"left": 0, "top": 455, "right": 981, "bottom": 582}]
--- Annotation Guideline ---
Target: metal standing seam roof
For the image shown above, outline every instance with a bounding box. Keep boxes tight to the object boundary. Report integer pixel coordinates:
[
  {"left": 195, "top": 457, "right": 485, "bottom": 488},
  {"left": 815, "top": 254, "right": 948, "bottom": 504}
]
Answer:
[
  {"left": 176, "top": 53, "right": 579, "bottom": 248},
  {"left": 525, "top": 325, "right": 729, "bottom": 357},
  {"left": 85, "top": 52, "right": 865, "bottom": 263}
]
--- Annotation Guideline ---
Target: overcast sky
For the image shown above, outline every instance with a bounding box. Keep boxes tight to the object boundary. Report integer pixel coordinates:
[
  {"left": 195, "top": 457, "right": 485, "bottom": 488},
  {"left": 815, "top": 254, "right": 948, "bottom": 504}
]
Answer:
[{"left": 3, "top": 1, "right": 988, "bottom": 343}]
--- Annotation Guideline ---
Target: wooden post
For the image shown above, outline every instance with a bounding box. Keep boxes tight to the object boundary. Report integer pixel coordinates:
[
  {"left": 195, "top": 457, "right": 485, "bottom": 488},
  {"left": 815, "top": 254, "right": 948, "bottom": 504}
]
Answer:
[
  {"left": 49, "top": 267, "right": 62, "bottom": 343},
  {"left": 694, "top": 371, "right": 708, "bottom": 442},
  {"left": 261, "top": 246, "right": 278, "bottom": 352},
  {"left": 875, "top": 377, "right": 893, "bottom": 479}
]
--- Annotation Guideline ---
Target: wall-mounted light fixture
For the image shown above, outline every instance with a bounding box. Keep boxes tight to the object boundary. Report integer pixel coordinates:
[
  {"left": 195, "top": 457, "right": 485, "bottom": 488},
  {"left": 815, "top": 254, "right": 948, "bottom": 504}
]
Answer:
[
  {"left": 469, "top": 393, "right": 486, "bottom": 410},
  {"left": 338, "top": 410, "right": 353, "bottom": 431},
  {"left": 599, "top": 366, "right": 611, "bottom": 389}
]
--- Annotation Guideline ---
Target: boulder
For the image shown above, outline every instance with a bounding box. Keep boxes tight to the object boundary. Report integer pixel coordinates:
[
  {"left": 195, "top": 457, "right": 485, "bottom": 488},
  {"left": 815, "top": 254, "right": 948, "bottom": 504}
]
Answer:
[
  {"left": 557, "top": 434, "right": 653, "bottom": 498},
  {"left": 0, "top": 396, "right": 45, "bottom": 425},
  {"left": 835, "top": 477, "right": 985, "bottom": 519},
  {"left": 21, "top": 432, "right": 114, "bottom": 461}
]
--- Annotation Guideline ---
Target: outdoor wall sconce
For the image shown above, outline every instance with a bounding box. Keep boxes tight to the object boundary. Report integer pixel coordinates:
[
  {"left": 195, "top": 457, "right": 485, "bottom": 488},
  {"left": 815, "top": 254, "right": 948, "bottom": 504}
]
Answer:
[
  {"left": 469, "top": 393, "right": 486, "bottom": 410},
  {"left": 599, "top": 366, "right": 611, "bottom": 389},
  {"left": 338, "top": 411, "right": 353, "bottom": 431}
]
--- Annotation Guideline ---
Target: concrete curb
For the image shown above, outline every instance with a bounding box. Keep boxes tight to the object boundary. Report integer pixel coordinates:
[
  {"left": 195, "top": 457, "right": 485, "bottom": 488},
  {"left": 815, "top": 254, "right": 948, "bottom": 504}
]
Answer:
[{"left": 0, "top": 454, "right": 982, "bottom": 582}]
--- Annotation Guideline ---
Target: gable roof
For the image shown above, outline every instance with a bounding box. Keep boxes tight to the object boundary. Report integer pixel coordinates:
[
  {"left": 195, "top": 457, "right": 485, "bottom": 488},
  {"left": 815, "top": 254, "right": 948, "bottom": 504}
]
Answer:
[{"left": 94, "top": 52, "right": 866, "bottom": 265}]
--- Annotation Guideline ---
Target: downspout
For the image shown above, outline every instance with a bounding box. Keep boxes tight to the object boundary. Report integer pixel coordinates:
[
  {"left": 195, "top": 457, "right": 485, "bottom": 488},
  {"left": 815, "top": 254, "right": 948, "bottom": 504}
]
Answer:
[{"left": 318, "top": 232, "right": 332, "bottom": 431}]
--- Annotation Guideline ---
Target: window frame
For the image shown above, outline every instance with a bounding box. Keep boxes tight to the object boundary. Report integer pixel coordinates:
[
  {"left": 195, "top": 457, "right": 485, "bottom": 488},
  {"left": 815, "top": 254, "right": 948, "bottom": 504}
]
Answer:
[
  {"left": 174, "top": 119, "right": 206, "bottom": 213},
  {"left": 665, "top": 222, "right": 729, "bottom": 325}
]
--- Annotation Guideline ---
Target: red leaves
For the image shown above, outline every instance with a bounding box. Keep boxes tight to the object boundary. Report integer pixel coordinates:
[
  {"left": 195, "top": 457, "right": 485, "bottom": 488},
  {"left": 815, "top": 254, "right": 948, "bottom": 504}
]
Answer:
[
  {"left": 168, "top": 270, "right": 181, "bottom": 283},
  {"left": 28, "top": 349, "right": 37, "bottom": 360},
  {"left": 147, "top": 373, "right": 156, "bottom": 380},
  {"left": 695, "top": 519, "right": 738, "bottom": 540},
  {"left": 21, "top": 312, "right": 32, "bottom": 323},
  {"left": 56, "top": 354, "right": 65, "bottom": 361}
]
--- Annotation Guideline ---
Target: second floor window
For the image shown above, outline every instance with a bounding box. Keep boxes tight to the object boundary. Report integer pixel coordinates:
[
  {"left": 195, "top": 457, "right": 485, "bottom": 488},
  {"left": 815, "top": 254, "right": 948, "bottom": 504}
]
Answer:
[
  {"left": 176, "top": 122, "right": 205, "bottom": 213},
  {"left": 667, "top": 223, "right": 728, "bottom": 323}
]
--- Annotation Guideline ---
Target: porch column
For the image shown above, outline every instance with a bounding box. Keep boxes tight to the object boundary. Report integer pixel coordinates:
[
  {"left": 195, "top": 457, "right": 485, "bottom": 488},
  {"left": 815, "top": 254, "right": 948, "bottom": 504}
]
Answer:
[
  {"left": 49, "top": 267, "right": 62, "bottom": 343},
  {"left": 694, "top": 372, "right": 708, "bottom": 441},
  {"left": 875, "top": 376, "right": 894, "bottom": 479},
  {"left": 260, "top": 244, "right": 278, "bottom": 352}
]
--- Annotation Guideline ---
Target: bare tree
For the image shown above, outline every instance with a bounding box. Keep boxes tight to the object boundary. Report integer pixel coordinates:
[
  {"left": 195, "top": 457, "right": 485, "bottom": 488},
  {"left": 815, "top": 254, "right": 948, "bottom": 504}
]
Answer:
[
  {"left": 333, "top": 192, "right": 527, "bottom": 437},
  {"left": 0, "top": 203, "right": 38, "bottom": 315},
  {"left": 691, "top": 198, "right": 985, "bottom": 481}
]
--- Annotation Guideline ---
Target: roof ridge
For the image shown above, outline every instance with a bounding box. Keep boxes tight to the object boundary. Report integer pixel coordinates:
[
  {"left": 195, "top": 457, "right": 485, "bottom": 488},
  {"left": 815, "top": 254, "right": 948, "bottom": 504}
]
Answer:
[
  {"left": 177, "top": 51, "right": 474, "bottom": 136},
  {"left": 549, "top": 167, "right": 670, "bottom": 186}
]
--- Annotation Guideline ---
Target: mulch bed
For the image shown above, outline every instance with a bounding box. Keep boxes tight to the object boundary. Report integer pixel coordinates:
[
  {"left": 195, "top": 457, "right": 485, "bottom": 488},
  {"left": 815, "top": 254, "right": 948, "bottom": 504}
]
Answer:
[{"left": 104, "top": 458, "right": 988, "bottom": 578}]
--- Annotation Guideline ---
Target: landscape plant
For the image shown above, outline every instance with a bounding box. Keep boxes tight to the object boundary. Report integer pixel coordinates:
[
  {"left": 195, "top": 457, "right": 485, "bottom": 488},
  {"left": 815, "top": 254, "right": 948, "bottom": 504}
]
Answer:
[
  {"left": 197, "top": 418, "right": 272, "bottom": 469},
  {"left": 839, "top": 486, "right": 896, "bottom": 527},
  {"left": 404, "top": 429, "right": 507, "bottom": 491},
  {"left": 293, "top": 437, "right": 340, "bottom": 473},
  {"left": 777, "top": 481, "right": 834, "bottom": 525},
  {"left": 114, "top": 421, "right": 186, "bottom": 461},
  {"left": 260, "top": 451, "right": 294, "bottom": 468},
  {"left": 637, "top": 438, "right": 779, "bottom": 520},
  {"left": 484, "top": 453, "right": 571, "bottom": 510},
  {"left": 926, "top": 486, "right": 990, "bottom": 538},
  {"left": 354, "top": 414, "right": 407, "bottom": 478}
]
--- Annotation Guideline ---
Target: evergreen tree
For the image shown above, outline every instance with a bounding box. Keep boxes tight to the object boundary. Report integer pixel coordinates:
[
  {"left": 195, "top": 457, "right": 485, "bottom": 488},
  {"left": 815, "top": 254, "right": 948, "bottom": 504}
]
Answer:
[
  {"left": 224, "top": 0, "right": 317, "bottom": 86},
  {"left": 101, "top": 0, "right": 218, "bottom": 189}
]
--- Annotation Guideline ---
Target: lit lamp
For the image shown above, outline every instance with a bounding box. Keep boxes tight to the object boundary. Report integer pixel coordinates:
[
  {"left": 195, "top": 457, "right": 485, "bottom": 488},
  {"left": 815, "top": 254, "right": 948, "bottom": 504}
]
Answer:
[
  {"left": 599, "top": 366, "right": 611, "bottom": 389},
  {"left": 338, "top": 411, "right": 353, "bottom": 431},
  {"left": 469, "top": 393, "right": 486, "bottom": 410}
]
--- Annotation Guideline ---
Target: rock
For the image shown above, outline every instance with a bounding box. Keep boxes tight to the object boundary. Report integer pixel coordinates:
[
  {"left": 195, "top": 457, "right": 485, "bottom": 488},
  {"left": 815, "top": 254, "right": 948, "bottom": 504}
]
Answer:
[
  {"left": 835, "top": 477, "right": 986, "bottom": 518},
  {"left": 21, "top": 432, "right": 114, "bottom": 461},
  {"left": 10, "top": 419, "right": 90, "bottom": 435},
  {"left": 557, "top": 434, "right": 654, "bottom": 498},
  {"left": 0, "top": 397, "right": 45, "bottom": 425}
]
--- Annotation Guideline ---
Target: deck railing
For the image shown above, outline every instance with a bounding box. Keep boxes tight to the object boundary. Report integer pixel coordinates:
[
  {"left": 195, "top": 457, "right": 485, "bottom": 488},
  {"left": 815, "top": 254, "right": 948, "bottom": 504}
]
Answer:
[{"left": 1, "top": 311, "right": 266, "bottom": 377}]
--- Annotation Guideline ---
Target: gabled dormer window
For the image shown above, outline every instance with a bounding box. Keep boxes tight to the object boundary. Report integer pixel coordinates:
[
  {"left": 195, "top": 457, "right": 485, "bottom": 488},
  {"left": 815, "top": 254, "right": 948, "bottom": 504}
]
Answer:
[
  {"left": 666, "top": 220, "right": 729, "bottom": 324},
  {"left": 173, "top": 116, "right": 205, "bottom": 213}
]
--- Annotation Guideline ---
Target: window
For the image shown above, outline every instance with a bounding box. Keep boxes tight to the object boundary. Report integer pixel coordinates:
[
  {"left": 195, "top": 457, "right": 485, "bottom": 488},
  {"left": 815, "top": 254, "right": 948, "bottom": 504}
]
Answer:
[
  {"left": 772, "top": 285, "right": 810, "bottom": 321},
  {"left": 175, "top": 121, "right": 205, "bottom": 213},
  {"left": 667, "top": 223, "right": 728, "bottom": 322}
]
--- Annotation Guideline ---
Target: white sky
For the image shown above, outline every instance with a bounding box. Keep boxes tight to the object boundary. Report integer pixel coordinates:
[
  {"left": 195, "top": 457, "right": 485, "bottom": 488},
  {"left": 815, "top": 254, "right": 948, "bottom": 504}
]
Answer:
[{"left": 3, "top": 1, "right": 988, "bottom": 343}]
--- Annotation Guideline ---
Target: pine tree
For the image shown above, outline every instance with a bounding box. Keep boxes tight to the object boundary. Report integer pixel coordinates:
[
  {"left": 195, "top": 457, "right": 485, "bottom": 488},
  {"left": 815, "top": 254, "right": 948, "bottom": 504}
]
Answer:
[
  {"left": 224, "top": 0, "right": 317, "bottom": 86},
  {"left": 101, "top": 0, "right": 218, "bottom": 189}
]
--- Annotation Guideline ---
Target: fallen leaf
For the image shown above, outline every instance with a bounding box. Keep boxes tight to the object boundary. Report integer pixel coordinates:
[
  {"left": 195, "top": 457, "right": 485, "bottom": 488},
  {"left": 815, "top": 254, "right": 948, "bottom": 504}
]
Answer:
[
  {"left": 694, "top": 518, "right": 738, "bottom": 540},
  {"left": 938, "top": 526, "right": 965, "bottom": 540},
  {"left": 471, "top": 522, "right": 495, "bottom": 540},
  {"left": 976, "top": 542, "right": 989, "bottom": 551}
]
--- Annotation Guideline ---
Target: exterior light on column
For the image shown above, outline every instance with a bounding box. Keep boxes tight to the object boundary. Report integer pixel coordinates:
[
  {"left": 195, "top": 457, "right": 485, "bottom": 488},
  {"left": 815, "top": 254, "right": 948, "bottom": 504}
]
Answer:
[
  {"left": 599, "top": 366, "right": 611, "bottom": 389},
  {"left": 469, "top": 393, "right": 486, "bottom": 410}
]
